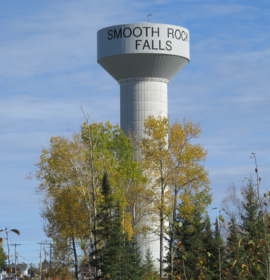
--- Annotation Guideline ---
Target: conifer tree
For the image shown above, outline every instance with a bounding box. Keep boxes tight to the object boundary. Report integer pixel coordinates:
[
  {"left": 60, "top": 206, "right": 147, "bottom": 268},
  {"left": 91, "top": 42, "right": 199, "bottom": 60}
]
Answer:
[
  {"left": 212, "top": 217, "right": 226, "bottom": 280},
  {"left": 241, "top": 180, "right": 260, "bottom": 240},
  {"left": 100, "top": 202, "right": 144, "bottom": 280},
  {"left": 222, "top": 164, "right": 269, "bottom": 279},
  {"left": 240, "top": 179, "right": 262, "bottom": 279},
  {"left": 172, "top": 209, "right": 211, "bottom": 279},
  {"left": 203, "top": 215, "right": 215, "bottom": 278},
  {"left": 91, "top": 173, "right": 114, "bottom": 276},
  {"left": 126, "top": 237, "right": 144, "bottom": 280},
  {"left": 142, "top": 248, "right": 159, "bottom": 280},
  {"left": 98, "top": 173, "right": 114, "bottom": 241},
  {"left": 226, "top": 216, "right": 243, "bottom": 279},
  {"left": 101, "top": 204, "right": 127, "bottom": 279}
]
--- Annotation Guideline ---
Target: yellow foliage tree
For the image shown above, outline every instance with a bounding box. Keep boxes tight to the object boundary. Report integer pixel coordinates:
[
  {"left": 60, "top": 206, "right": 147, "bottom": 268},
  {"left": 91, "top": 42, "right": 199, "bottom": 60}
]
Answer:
[
  {"left": 42, "top": 187, "right": 89, "bottom": 280},
  {"left": 139, "top": 116, "right": 211, "bottom": 279},
  {"left": 33, "top": 120, "right": 145, "bottom": 278}
]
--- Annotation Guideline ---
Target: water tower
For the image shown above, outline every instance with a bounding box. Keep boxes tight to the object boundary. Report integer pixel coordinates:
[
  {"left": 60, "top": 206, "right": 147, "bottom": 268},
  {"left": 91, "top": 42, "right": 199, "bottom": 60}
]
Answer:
[{"left": 97, "top": 22, "right": 190, "bottom": 266}]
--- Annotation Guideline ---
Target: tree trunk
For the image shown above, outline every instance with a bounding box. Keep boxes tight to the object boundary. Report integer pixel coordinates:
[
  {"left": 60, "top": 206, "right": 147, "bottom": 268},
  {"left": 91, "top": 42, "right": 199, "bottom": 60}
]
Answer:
[
  {"left": 219, "top": 247, "right": 221, "bottom": 280},
  {"left": 72, "top": 236, "right": 79, "bottom": 280},
  {"left": 90, "top": 142, "right": 98, "bottom": 279},
  {"left": 160, "top": 205, "right": 164, "bottom": 279},
  {"left": 160, "top": 160, "right": 164, "bottom": 279},
  {"left": 170, "top": 187, "right": 177, "bottom": 279}
]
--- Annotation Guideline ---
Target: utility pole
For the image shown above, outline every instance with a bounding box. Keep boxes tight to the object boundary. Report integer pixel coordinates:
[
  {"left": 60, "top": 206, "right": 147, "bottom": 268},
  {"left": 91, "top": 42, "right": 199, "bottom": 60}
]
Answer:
[
  {"left": 38, "top": 241, "right": 52, "bottom": 280},
  {"left": 38, "top": 242, "right": 44, "bottom": 280},
  {"left": 11, "top": 244, "right": 21, "bottom": 280}
]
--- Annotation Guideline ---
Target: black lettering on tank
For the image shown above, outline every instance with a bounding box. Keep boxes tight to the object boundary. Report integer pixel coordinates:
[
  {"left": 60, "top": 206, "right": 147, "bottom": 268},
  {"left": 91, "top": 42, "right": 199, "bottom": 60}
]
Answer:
[
  {"left": 165, "top": 40, "right": 172, "bottom": 51},
  {"left": 152, "top": 27, "right": 160, "bottom": 37},
  {"left": 114, "top": 28, "right": 122, "bottom": 39},
  {"left": 143, "top": 26, "right": 150, "bottom": 37},
  {"left": 135, "top": 40, "right": 142, "bottom": 49},
  {"left": 182, "top": 31, "right": 187, "bottom": 41},
  {"left": 143, "top": 40, "right": 150, "bottom": 50},
  {"left": 151, "top": 40, "right": 158, "bottom": 50},
  {"left": 107, "top": 29, "right": 113, "bottom": 40},
  {"left": 123, "top": 27, "right": 132, "bottom": 38},
  {"left": 185, "top": 32, "right": 189, "bottom": 42},
  {"left": 133, "top": 27, "right": 142, "bottom": 37},
  {"left": 159, "top": 40, "right": 165, "bottom": 50},
  {"left": 167, "top": 28, "right": 174, "bottom": 39},
  {"left": 175, "top": 29, "right": 181, "bottom": 40}
]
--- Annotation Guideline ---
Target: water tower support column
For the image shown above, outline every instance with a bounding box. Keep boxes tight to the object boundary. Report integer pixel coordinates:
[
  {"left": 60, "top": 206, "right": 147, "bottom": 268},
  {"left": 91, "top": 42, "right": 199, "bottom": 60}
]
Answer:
[{"left": 120, "top": 78, "right": 169, "bottom": 138}]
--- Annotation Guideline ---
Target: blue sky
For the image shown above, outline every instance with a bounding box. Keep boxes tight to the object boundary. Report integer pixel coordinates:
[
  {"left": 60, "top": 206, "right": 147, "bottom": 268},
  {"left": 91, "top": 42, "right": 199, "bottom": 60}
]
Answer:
[{"left": 1, "top": 0, "right": 269, "bottom": 265}]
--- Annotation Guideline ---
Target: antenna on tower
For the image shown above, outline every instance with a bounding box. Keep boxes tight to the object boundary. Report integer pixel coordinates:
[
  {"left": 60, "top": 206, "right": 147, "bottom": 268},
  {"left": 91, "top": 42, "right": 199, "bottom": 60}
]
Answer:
[{"left": 147, "top": 14, "right": 152, "bottom": 22}]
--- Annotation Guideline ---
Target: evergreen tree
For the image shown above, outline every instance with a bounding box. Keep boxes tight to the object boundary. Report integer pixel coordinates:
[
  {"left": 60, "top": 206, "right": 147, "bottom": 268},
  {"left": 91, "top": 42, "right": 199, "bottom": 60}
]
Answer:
[
  {"left": 239, "top": 179, "right": 263, "bottom": 279},
  {"left": 90, "top": 173, "right": 115, "bottom": 275},
  {"left": 91, "top": 174, "right": 145, "bottom": 280},
  {"left": 172, "top": 209, "right": 211, "bottom": 279},
  {"left": 203, "top": 215, "right": 215, "bottom": 278},
  {"left": 126, "top": 237, "right": 144, "bottom": 280},
  {"left": 226, "top": 216, "right": 243, "bottom": 279},
  {"left": 100, "top": 203, "right": 144, "bottom": 280},
  {"left": 101, "top": 204, "right": 126, "bottom": 279},
  {"left": 241, "top": 180, "right": 260, "bottom": 240},
  {"left": 211, "top": 218, "right": 226, "bottom": 280},
  {"left": 142, "top": 248, "right": 159, "bottom": 280},
  {"left": 98, "top": 173, "right": 114, "bottom": 242},
  {"left": 235, "top": 179, "right": 268, "bottom": 279}
]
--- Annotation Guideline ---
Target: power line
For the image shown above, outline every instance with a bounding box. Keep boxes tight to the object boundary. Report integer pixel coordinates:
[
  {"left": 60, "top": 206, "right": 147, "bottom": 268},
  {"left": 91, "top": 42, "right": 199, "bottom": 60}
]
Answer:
[
  {"left": 17, "top": 253, "right": 40, "bottom": 262},
  {"left": 2, "top": 243, "right": 48, "bottom": 247}
]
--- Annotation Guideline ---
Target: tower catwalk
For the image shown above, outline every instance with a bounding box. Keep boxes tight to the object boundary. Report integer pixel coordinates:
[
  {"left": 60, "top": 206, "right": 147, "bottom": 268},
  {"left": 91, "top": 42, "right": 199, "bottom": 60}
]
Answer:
[{"left": 97, "top": 22, "right": 190, "bottom": 267}]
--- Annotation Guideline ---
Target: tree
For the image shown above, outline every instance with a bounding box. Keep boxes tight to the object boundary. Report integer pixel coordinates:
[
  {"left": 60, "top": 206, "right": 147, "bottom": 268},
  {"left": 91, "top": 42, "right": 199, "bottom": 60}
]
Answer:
[
  {"left": 80, "top": 121, "right": 145, "bottom": 277},
  {"left": 140, "top": 115, "right": 170, "bottom": 279},
  {"left": 0, "top": 245, "right": 7, "bottom": 270},
  {"left": 221, "top": 154, "right": 270, "bottom": 279},
  {"left": 240, "top": 179, "right": 263, "bottom": 279},
  {"left": 203, "top": 215, "right": 215, "bottom": 278},
  {"left": 126, "top": 237, "right": 145, "bottom": 280},
  {"left": 168, "top": 118, "right": 210, "bottom": 279},
  {"left": 171, "top": 207, "right": 211, "bottom": 280},
  {"left": 33, "top": 120, "right": 144, "bottom": 279},
  {"left": 42, "top": 187, "right": 89, "bottom": 280},
  {"left": 142, "top": 248, "right": 159, "bottom": 280},
  {"left": 91, "top": 173, "right": 115, "bottom": 275},
  {"left": 212, "top": 217, "right": 226, "bottom": 280},
  {"left": 222, "top": 183, "right": 241, "bottom": 224},
  {"left": 226, "top": 216, "right": 243, "bottom": 279},
  {"left": 34, "top": 116, "right": 211, "bottom": 279},
  {"left": 48, "top": 240, "right": 75, "bottom": 280},
  {"left": 139, "top": 116, "right": 210, "bottom": 278},
  {"left": 240, "top": 179, "right": 261, "bottom": 241},
  {"left": 100, "top": 203, "right": 144, "bottom": 280}
]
